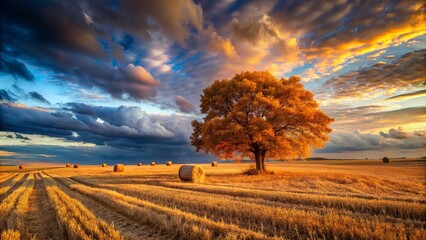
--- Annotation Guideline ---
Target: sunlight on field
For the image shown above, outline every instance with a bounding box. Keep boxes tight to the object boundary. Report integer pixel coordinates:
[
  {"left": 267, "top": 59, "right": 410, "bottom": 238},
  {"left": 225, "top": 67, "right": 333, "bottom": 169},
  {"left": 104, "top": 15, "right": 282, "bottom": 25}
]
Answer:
[{"left": 0, "top": 159, "right": 425, "bottom": 239}]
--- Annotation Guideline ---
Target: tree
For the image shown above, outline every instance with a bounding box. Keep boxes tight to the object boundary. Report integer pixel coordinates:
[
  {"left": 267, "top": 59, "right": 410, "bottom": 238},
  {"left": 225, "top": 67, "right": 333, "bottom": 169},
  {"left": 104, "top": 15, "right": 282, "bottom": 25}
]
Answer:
[
  {"left": 382, "top": 157, "right": 390, "bottom": 163},
  {"left": 191, "top": 71, "right": 333, "bottom": 173}
]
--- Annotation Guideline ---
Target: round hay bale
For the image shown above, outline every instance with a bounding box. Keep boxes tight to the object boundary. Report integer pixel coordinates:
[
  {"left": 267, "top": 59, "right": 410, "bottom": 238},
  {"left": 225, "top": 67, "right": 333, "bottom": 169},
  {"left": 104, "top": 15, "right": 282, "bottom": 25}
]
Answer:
[
  {"left": 211, "top": 161, "right": 218, "bottom": 167},
  {"left": 66, "top": 163, "right": 71, "bottom": 167},
  {"left": 151, "top": 162, "right": 156, "bottom": 166},
  {"left": 114, "top": 164, "right": 124, "bottom": 172},
  {"left": 382, "top": 157, "right": 390, "bottom": 163},
  {"left": 19, "top": 165, "right": 25, "bottom": 169},
  {"left": 166, "top": 161, "right": 172, "bottom": 166},
  {"left": 74, "top": 164, "right": 79, "bottom": 168},
  {"left": 102, "top": 163, "right": 107, "bottom": 167},
  {"left": 178, "top": 165, "right": 205, "bottom": 183},
  {"left": 137, "top": 163, "right": 142, "bottom": 166}
]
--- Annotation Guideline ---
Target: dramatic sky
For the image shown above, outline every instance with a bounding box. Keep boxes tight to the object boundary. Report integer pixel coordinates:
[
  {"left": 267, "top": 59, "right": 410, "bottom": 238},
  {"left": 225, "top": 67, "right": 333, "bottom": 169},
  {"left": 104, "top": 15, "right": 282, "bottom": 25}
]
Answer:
[{"left": 1, "top": 0, "right": 425, "bottom": 164}]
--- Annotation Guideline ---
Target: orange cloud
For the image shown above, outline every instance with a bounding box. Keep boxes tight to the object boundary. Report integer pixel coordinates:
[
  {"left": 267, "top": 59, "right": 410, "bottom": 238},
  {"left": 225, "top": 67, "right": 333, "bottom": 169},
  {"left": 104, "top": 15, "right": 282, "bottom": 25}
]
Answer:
[
  {"left": 1, "top": 102, "right": 51, "bottom": 112},
  {"left": 0, "top": 150, "right": 17, "bottom": 157},
  {"left": 307, "top": 12, "right": 425, "bottom": 77}
]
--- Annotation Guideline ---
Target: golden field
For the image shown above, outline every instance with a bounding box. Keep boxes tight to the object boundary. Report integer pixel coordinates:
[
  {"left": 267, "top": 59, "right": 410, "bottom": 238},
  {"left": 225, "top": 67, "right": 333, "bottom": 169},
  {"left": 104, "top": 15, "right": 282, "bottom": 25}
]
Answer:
[{"left": 0, "top": 159, "right": 425, "bottom": 240}]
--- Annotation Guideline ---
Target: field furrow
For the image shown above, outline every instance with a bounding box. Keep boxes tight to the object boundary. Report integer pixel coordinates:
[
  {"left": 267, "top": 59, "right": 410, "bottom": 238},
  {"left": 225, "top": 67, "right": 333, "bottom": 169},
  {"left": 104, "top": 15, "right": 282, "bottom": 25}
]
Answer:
[
  {"left": 48, "top": 172, "right": 170, "bottom": 240},
  {"left": 150, "top": 181, "right": 426, "bottom": 221},
  {"left": 5, "top": 173, "right": 35, "bottom": 239},
  {"left": 73, "top": 173, "right": 425, "bottom": 203},
  {"left": 0, "top": 174, "right": 25, "bottom": 199},
  {"left": 19, "top": 172, "right": 62, "bottom": 240},
  {"left": 0, "top": 173, "right": 13, "bottom": 184},
  {"left": 61, "top": 173, "right": 426, "bottom": 240},
  {"left": 46, "top": 172, "right": 271, "bottom": 240},
  {"left": 0, "top": 173, "right": 31, "bottom": 229},
  {"left": 41, "top": 172, "right": 124, "bottom": 240}
]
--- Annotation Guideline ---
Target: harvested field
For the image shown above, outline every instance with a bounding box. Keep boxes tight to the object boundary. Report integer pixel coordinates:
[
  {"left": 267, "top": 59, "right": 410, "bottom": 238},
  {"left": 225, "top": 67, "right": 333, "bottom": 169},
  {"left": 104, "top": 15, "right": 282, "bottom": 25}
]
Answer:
[{"left": 0, "top": 159, "right": 425, "bottom": 239}]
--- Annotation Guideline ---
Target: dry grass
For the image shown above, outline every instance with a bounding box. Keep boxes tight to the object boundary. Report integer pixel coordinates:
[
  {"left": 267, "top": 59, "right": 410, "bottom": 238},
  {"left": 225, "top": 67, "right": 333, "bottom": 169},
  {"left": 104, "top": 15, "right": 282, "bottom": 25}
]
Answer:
[
  {"left": 41, "top": 172, "right": 123, "bottom": 240},
  {"left": 5, "top": 173, "right": 35, "bottom": 239},
  {"left": 1, "top": 159, "right": 425, "bottom": 239},
  {"left": 47, "top": 171, "right": 266, "bottom": 239},
  {"left": 0, "top": 174, "right": 31, "bottom": 228},
  {"left": 0, "top": 229, "right": 20, "bottom": 240},
  {"left": 67, "top": 176, "right": 425, "bottom": 239},
  {"left": 0, "top": 174, "right": 24, "bottom": 197}
]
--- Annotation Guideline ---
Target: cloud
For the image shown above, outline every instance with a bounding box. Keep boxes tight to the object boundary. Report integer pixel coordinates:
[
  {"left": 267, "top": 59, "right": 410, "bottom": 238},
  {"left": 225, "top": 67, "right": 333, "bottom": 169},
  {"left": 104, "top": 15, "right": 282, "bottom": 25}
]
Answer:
[
  {"left": 28, "top": 92, "right": 51, "bottom": 104},
  {"left": 122, "top": 64, "right": 161, "bottom": 87},
  {"left": 0, "top": 150, "right": 18, "bottom": 157},
  {"left": 0, "top": 89, "right": 17, "bottom": 102},
  {"left": 106, "top": 0, "right": 204, "bottom": 45},
  {"left": 0, "top": 144, "right": 211, "bottom": 164},
  {"left": 202, "top": 26, "right": 238, "bottom": 59},
  {"left": 14, "top": 132, "right": 31, "bottom": 141},
  {"left": 322, "top": 105, "right": 426, "bottom": 132},
  {"left": 385, "top": 89, "right": 426, "bottom": 101},
  {"left": 320, "top": 127, "right": 426, "bottom": 153},
  {"left": 379, "top": 127, "right": 411, "bottom": 139},
  {"left": 0, "top": 102, "right": 197, "bottom": 150},
  {"left": 0, "top": 0, "right": 208, "bottom": 101},
  {"left": 320, "top": 49, "right": 426, "bottom": 101},
  {"left": 229, "top": 15, "right": 280, "bottom": 45},
  {"left": 175, "top": 96, "right": 197, "bottom": 113},
  {"left": 0, "top": 57, "right": 34, "bottom": 81}
]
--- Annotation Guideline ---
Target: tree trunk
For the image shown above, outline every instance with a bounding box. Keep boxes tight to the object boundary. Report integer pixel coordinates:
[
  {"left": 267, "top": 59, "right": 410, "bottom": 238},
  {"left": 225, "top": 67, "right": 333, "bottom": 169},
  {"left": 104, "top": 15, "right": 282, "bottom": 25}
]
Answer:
[
  {"left": 261, "top": 151, "right": 266, "bottom": 170},
  {"left": 254, "top": 151, "right": 263, "bottom": 173}
]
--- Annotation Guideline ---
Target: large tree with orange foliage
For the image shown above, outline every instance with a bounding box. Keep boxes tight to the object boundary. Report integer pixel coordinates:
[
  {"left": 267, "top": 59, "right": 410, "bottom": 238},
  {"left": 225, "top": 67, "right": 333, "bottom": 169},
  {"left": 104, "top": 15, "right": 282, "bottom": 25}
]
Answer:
[{"left": 191, "top": 71, "right": 333, "bottom": 173}]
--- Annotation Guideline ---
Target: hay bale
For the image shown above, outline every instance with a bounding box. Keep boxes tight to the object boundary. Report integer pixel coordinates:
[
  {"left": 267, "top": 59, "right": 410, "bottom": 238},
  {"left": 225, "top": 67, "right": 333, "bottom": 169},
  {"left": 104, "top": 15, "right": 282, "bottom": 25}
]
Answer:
[
  {"left": 211, "top": 161, "right": 218, "bottom": 167},
  {"left": 178, "top": 165, "right": 205, "bottom": 183},
  {"left": 19, "top": 165, "right": 25, "bottom": 169},
  {"left": 114, "top": 164, "right": 124, "bottom": 172},
  {"left": 137, "top": 163, "right": 142, "bottom": 166},
  {"left": 66, "top": 163, "right": 71, "bottom": 167},
  {"left": 382, "top": 157, "right": 390, "bottom": 163},
  {"left": 151, "top": 162, "right": 156, "bottom": 166},
  {"left": 166, "top": 161, "right": 172, "bottom": 166},
  {"left": 74, "top": 164, "right": 79, "bottom": 168},
  {"left": 102, "top": 163, "right": 107, "bottom": 167}
]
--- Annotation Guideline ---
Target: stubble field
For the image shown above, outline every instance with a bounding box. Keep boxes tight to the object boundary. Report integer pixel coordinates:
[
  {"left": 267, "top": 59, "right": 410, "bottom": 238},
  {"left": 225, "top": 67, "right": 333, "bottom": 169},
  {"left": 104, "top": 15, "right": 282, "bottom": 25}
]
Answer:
[{"left": 0, "top": 159, "right": 425, "bottom": 240}]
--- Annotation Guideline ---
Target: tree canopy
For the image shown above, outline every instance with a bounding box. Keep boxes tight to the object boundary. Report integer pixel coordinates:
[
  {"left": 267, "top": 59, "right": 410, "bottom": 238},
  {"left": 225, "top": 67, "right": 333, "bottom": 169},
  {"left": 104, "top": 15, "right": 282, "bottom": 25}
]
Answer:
[{"left": 191, "top": 71, "right": 333, "bottom": 173}]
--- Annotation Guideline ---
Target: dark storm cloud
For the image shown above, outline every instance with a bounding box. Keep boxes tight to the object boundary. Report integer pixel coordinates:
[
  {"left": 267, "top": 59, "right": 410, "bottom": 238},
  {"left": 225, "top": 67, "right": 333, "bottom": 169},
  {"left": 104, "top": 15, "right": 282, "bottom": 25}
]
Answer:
[
  {"left": 321, "top": 49, "right": 426, "bottom": 99},
  {"left": 0, "top": 144, "right": 210, "bottom": 164},
  {"left": 14, "top": 133, "right": 31, "bottom": 141},
  {"left": 28, "top": 92, "right": 51, "bottom": 105},
  {"left": 0, "top": 57, "right": 35, "bottom": 81},
  {"left": 0, "top": 89, "right": 17, "bottom": 102},
  {"left": 1, "top": 0, "right": 199, "bottom": 100},
  {"left": 0, "top": 102, "right": 194, "bottom": 149},
  {"left": 4, "top": 132, "right": 31, "bottom": 141}
]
